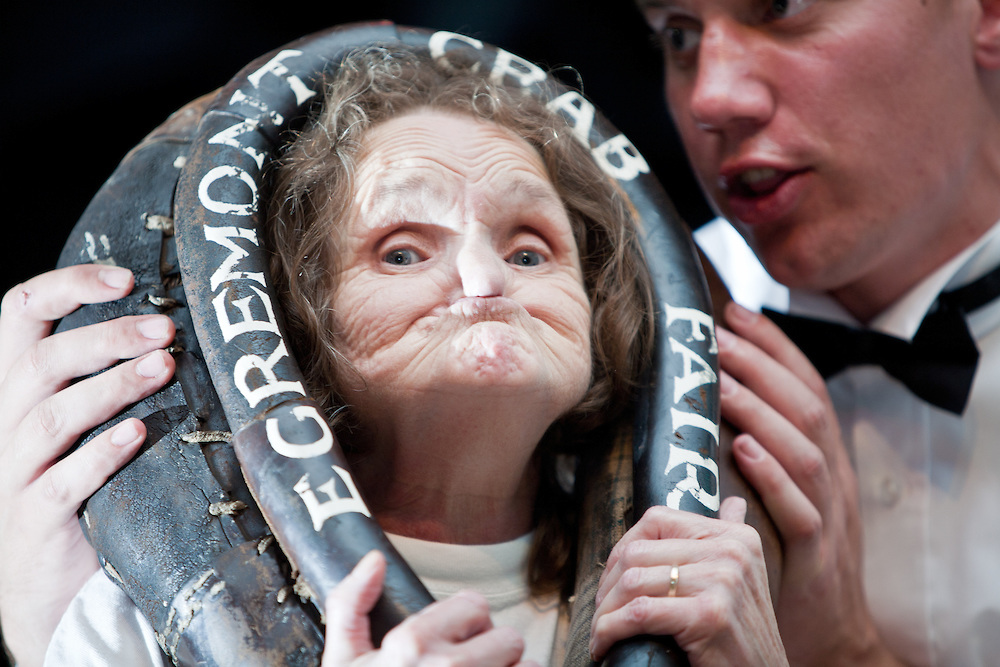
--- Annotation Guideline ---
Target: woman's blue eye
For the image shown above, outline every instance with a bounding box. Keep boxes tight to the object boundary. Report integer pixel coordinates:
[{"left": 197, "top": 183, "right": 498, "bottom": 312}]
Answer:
[
  {"left": 384, "top": 248, "right": 422, "bottom": 266},
  {"left": 508, "top": 250, "right": 544, "bottom": 267}
]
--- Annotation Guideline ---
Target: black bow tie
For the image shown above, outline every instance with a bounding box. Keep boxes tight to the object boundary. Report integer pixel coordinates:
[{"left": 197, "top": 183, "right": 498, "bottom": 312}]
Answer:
[{"left": 763, "top": 263, "right": 1000, "bottom": 415}]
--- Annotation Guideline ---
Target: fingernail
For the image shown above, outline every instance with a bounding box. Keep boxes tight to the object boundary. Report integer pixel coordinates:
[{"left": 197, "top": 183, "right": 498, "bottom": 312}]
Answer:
[
  {"left": 726, "top": 302, "right": 756, "bottom": 326},
  {"left": 716, "top": 326, "right": 734, "bottom": 351},
  {"left": 719, "top": 371, "right": 736, "bottom": 396},
  {"left": 137, "top": 316, "right": 169, "bottom": 340},
  {"left": 354, "top": 551, "right": 380, "bottom": 575},
  {"left": 136, "top": 352, "right": 166, "bottom": 378},
  {"left": 110, "top": 420, "right": 140, "bottom": 447},
  {"left": 99, "top": 267, "right": 132, "bottom": 289},
  {"left": 455, "top": 590, "right": 481, "bottom": 602},
  {"left": 736, "top": 435, "right": 764, "bottom": 462}
]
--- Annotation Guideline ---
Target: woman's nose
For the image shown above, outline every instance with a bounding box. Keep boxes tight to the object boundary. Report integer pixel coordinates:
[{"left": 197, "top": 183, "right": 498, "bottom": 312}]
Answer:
[
  {"left": 456, "top": 235, "right": 505, "bottom": 297},
  {"left": 688, "top": 20, "right": 775, "bottom": 133}
]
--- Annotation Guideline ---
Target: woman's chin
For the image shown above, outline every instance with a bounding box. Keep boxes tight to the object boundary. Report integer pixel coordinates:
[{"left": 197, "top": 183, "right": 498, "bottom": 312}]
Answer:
[
  {"left": 451, "top": 323, "right": 531, "bottom": 380},
  {"left": 440, "top": 328, "right": 589, "bottom": 412}
]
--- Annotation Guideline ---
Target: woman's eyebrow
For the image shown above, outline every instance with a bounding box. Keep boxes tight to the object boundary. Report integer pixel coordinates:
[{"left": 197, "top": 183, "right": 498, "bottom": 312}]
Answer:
[
  {"left": 362, "top": 177, "right": 450, "bottom": 230},
  {"left": 370, "top": 175, "right": 441, "bottom": 201},
  {"left": 372, "top": 175, "right": 559, "bottom": 207},
  {"left": 496, "top": 178, "right": 562, "bottom": 207}
]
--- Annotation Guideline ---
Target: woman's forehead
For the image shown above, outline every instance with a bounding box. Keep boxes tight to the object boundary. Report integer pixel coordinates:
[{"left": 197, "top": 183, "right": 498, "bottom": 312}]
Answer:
[
  {"left": 357, "top": 110, "right": 550, "bottom": 182},
  {"left": 352, "top": 110, "right": 564, "bottom": 221}
]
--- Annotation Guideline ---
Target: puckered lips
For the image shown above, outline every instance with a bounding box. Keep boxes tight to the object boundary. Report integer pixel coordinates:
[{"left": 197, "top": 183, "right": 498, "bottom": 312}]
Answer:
[
  {"left": 719, "top": 165, "right": 809, "bottom": 226},
  {"left": 448, "top": 296, "right": 524, "bottom": 321}
]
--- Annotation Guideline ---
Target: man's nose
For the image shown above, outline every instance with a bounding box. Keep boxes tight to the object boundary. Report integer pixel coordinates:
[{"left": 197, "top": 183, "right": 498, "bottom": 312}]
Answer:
[
  {"left": 456, "top": 235, "right": 505, "bottom": 297},
  {"left": 688, "top": 20, "right": 775, "bottom": 133}
]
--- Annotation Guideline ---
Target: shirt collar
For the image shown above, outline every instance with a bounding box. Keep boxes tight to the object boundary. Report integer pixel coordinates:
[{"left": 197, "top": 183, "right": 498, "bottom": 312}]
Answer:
[
  {"left": 865, "top": 221, "right": 1000, "bottom": 339},
  {"left": 695, "top": 217, "right": 1000, "bottom": 341}
]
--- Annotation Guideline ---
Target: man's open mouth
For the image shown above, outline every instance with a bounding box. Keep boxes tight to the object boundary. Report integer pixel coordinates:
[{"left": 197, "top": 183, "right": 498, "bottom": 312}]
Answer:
[{"left": 723, "top": 167, "right": 792, "bottom": 199}]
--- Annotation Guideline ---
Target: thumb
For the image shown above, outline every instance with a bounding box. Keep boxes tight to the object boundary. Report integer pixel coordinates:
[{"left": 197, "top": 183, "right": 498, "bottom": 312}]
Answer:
[
  {"left": 720, "top": 495, "right": 749, "bottom": 523},
  {"left": 322, "top": 551, "right": 387, "bottom": 666}
]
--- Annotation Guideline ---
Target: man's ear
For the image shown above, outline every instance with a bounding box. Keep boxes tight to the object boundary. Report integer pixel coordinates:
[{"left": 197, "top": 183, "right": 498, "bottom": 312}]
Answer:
[{"left": 976, "top": 0, "right": 1000, "bottom": 69}]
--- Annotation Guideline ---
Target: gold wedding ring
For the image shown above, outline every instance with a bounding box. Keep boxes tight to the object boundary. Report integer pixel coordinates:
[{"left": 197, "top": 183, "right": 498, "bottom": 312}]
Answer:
[{"left": 667, "top": 565, "right": 680, "bottom": 597}]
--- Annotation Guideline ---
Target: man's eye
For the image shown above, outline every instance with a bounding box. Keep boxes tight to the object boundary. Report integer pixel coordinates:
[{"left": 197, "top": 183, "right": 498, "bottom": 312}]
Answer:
[
  {"left": 383, "top": 248, "right": 423, "bottom": 266},
  {"left": 508, "top": 250, "right": 544, "bottom": 267},
  {"left": 764, "top": 0, "right": 814, "bottom": 20},
  {"left": 664, "top": 25, "right": 701, "bottom": 54}
]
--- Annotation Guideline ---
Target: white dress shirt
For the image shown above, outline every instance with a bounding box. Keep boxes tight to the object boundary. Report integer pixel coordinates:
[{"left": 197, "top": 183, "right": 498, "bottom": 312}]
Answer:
[{"left": 697, "top": 218, "right": 1000, "bottom": 667}]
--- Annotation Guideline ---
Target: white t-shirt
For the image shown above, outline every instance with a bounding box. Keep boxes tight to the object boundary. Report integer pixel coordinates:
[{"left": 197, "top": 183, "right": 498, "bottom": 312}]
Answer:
[
  {"left": 698, "top": 217, "right": 1000, "bottom": 667},
  {"left": 44, "top": 532, "right": 559, "bottom": 666}
]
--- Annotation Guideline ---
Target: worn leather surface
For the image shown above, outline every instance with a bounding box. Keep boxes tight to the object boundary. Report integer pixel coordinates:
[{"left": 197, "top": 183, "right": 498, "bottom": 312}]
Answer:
[{"left": 56, "top": 94, "right": 323, "bottom": 666}]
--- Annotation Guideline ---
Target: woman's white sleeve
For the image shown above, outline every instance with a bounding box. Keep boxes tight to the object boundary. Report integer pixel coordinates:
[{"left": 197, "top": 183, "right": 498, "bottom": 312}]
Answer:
[{"left": 43, "top": 570, "right": 167, "bottom": 666}]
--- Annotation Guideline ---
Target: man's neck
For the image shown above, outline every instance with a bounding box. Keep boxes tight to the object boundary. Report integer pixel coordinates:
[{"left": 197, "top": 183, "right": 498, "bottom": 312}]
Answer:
[{"left": 829, "top": 220, "right": 1000, "bottom": 325}]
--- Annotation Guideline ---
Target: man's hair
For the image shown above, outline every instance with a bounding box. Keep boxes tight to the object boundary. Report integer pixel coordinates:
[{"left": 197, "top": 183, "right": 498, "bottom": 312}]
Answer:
[{"left": 266, "top": 44, "right": 655, "bottom": 595}]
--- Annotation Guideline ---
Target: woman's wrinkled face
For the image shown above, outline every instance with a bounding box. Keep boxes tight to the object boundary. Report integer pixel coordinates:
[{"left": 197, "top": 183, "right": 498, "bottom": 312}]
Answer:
[{"left": 331, "top": 109, "right": 593, "bottom": 430}]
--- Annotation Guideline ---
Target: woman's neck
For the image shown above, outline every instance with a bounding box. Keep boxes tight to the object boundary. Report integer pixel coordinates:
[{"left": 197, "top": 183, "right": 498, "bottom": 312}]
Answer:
[{"left": 346, "top": 405, "right": 547, "bottom": 544}]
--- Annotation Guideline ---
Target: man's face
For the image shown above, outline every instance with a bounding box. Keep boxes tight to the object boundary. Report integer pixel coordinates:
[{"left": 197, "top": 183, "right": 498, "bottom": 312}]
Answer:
[{"left": 642, "top": 0, "right": 998, "bottom": 312}]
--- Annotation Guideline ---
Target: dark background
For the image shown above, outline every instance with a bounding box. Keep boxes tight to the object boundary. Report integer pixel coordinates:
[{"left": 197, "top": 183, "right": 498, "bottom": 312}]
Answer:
[
  {"left": 0, "top": 0, "right": 711, "bottom": 297},
  {"left": 0, "top": 1, "right": 710, "bottom": 662}
]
